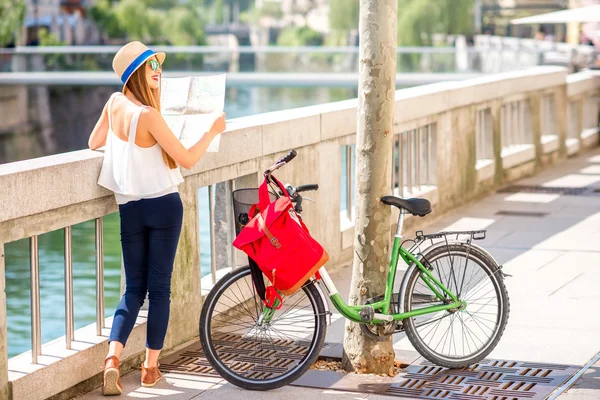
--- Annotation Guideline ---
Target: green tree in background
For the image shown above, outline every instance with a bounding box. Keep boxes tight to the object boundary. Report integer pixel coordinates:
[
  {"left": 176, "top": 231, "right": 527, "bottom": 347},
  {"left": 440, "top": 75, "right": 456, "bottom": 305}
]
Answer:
[
  {"left": 0, "top": 0, "right": 26, "bottom": 47},
  {"left": 277, "top": 26, "right": 322, "bottom": 46},
  {"left": 115, "top": 0, "right": 150, "bottom": 41},
  {"left": 329, "top": 0, "right": 359, "bottom": 32},
  {"left": 162, "top": 7, "right": 206, "bottom": 45},
  {"left": 396, "top": 0, "right": 473, "bottom": 72},
  {"left": 90, "top": 0, "right": 125, "bottom": 39},
  {"left": 327, "top": 0, "right": 359, "bottom": 46},
  {"left": 90, "top": 0, "right": 206, "bottom": 45},
  {"left": 213, "top": 0, "right": 225, "bottom": 24},
  {"left": 252, "top": 1, "right": 283, "bottom": 23},
  {"left": 397, "top": 0, "right": 473, "bottom": 46}
]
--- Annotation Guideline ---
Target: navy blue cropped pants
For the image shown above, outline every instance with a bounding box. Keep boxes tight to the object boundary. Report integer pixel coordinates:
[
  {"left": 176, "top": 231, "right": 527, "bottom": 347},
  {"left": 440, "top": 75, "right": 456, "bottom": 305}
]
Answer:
[{"left": 109, "top": 193, "right": 183, "bottom": 350}]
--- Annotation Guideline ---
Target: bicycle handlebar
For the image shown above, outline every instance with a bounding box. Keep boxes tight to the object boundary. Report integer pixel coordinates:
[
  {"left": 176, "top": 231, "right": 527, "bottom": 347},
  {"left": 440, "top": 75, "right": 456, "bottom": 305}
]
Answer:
[
  {"left": 264, "top": 149, "right": 297, "bottom": 176},
  {"left": 296, "top": 184, "right": 319, "bottom": 193},
  {"left": 277, "top": 149, "right": 297, "bottom": 165}
]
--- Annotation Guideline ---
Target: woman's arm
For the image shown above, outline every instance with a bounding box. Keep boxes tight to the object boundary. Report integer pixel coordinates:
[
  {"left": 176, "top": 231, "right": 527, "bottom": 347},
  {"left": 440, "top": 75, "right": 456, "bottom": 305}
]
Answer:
[
  {"left": 142, "top": 108, "right": 226, "bottom": 170},
  {"left": 88, "top": 100, "right": 110, "bottom": 150}
]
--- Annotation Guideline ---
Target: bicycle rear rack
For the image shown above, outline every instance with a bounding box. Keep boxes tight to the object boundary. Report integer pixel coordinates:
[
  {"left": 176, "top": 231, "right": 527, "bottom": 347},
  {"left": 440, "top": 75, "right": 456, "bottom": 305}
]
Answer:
[
  {"left": 407, "top": 230, "right": 488, "bottom": 274},
  {"left": 414, "top": 230, "right": 487, "bottom": 243}
]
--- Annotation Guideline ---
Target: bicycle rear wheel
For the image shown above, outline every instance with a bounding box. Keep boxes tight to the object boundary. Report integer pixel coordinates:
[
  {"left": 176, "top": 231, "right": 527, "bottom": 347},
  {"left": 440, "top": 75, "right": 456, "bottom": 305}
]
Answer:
[
  {"left": 199, "top": 266, "right": 327, "bottom": 391},
  {"left": 402, "top": 243, "right": 509, "bottom": 368}
]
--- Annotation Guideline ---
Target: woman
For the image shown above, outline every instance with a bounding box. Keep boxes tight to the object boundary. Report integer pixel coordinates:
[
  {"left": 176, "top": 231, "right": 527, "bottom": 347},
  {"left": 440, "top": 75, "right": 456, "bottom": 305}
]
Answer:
[{"left": 88, "top": 41, "right": 226, "bottom": 395}]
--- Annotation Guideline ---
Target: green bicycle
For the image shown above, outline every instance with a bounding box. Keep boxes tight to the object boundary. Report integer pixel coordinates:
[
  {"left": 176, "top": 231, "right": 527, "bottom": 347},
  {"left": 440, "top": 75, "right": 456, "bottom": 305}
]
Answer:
[{"left": 199, "top": 150, "right": 510, "bottom": 391}]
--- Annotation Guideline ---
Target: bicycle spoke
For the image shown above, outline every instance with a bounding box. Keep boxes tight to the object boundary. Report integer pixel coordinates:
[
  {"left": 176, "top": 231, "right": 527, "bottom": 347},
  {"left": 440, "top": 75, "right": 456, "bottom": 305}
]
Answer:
[
  {"left": 203, "top": 268, "right": 325, "bottom": 385},
  {"left": 407, "top": 247, "right": 506, "bottom": 363}
]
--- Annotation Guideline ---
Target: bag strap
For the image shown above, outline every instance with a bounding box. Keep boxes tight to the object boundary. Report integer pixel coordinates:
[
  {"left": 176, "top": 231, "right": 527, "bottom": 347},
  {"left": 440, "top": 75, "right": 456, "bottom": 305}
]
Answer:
[
  {"left": 257, "top": 212, "right": 281, "bottom": 249},
  {"left": 258, "top": 174, "right": 288, "bottom": 208},
  {"left": 248, "top": 256, "right": 266, "bottom": 301}
]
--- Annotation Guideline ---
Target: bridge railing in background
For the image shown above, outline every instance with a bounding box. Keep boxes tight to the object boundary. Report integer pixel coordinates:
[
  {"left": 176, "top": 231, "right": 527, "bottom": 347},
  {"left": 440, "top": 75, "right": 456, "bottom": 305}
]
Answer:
[
  {"left": 475, "top": 35, "right": 596, "bottom": 73},
  {"left": 0, "top": 44, "right": 551, "bottom": 75},
  {"left": 0, "top": 67, "right": 599, "bottom": 400}
]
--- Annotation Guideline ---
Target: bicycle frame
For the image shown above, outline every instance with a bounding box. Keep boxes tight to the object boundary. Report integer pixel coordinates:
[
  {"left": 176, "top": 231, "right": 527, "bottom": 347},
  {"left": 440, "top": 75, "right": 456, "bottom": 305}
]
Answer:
[{"left": 317, "top": 212, "right": 465, "bottom": 324}]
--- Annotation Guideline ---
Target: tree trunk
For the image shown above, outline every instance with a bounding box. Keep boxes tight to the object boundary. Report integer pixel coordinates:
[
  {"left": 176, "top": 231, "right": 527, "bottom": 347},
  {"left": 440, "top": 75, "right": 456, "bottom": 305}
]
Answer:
[{"left": 342, "top": 0, "right": 397, "bottom": 374}]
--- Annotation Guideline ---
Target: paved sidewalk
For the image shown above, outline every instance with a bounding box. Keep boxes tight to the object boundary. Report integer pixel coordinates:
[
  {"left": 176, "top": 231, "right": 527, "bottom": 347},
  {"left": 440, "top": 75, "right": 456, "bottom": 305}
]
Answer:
[{"left": 79, "top": 149, "right": 600, "bottom": 399}]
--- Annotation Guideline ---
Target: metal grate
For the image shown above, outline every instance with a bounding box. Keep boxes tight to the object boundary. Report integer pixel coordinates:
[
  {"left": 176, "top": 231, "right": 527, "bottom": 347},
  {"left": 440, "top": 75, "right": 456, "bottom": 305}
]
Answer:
[
  {"left": 498, "top": 185, "right": 590, "bottom": 196},
  {"left": 384, "top": 359, "right": 578, "bottom": 400},
  {"left": 160, "top": 343, "right": 577, "bottom": 399},
  {"left": 160, "top": 338, "right": 341, "bottom": 379}
]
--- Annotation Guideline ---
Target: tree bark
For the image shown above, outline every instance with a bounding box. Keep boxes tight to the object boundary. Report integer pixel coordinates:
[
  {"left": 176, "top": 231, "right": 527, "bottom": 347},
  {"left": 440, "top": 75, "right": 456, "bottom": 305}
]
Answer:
[{"left": 342, "top": 0, "right": 397, "bottom": 374}]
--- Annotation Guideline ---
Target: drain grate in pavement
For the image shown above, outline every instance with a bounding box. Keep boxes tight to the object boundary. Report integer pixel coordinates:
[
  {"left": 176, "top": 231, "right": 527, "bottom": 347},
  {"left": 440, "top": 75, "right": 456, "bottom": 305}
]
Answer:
[
  {"left": 498, "top": 185, "right": 590, "bottom": 196},
  {"left": 159, "top": 340, "right": 342, "bottom": 378},
  {"left": 160, "top": 341, "right": 578, "bottom": 399},
  {"left": 384, "top": 360, "right": 578, "bottom": 400}
]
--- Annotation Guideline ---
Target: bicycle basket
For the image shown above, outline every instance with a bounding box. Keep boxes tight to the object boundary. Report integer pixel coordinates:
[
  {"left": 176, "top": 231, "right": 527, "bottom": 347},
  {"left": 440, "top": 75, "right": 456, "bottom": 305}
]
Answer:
[{"left": 232, "top": 188, "right": 277, "bottom": 236}]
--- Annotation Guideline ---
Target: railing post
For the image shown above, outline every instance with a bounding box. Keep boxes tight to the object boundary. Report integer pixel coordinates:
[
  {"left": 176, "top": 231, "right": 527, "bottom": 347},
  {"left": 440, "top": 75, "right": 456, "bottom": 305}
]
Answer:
[
  {"left": 346, "top": 145, "right": 353, "bottom": 221},
  {"left": 64, "top": 226, "right": 74, "bottom": 349},
  {"left": 1, "top": 244, "right": 8, "bottom": 400},
  {"left": 208, "top": 185, "right": 217, "bottom": 284},
  {"left": 95, "top": 218, "right": 104, "bottom": 336},
  {"left": 30, "top": 235, "right": 41, "bottom": 364}
]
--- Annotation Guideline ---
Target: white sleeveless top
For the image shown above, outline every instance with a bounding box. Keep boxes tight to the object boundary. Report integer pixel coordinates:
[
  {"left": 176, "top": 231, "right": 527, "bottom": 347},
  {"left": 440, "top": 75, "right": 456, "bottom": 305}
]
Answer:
[{"left": 98, "top": 93, "right": 184, "bottom": 205}]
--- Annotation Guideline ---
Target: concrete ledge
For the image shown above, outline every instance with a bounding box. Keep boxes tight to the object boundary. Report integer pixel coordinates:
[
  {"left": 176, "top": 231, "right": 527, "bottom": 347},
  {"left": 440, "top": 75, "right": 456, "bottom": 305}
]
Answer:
[
  {"left": 476, "top": 159, "right": 495, "bottom": 182},
  {"left": 582, "top": 128, "right": 600, "bottom": 149},
  {"left": 566, "top": 138, "right": 581, "bottom": 156},
  {"left": 567, "top": 70, "right": 600, "bottom": 97},
  {"left": 502, "top": 144, "right": 536, "bottom": 169},
  {"left": 541, "top": 135, "right": 560, "bottom": 154},
  {"left": 394, "top": 67, "right": 567, "bottom": 124},
  {"left": 0, "top": 150, "right": 110, "bottom": 224},
  {"left": 320, "top": 99, "right": 359, "bottom": 141},
  {"left": 9, "top": 313, "right": 148, "bottom": 400}
]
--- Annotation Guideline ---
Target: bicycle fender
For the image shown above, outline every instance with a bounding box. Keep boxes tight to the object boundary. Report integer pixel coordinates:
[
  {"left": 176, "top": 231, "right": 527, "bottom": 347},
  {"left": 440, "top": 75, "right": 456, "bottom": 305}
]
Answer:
[{"left": 312, "top": 279, "right": 332, "bottom": 326}]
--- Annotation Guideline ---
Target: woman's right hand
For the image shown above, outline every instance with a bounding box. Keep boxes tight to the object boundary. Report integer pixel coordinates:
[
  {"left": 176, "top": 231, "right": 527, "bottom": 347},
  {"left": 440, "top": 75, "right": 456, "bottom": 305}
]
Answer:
[{"left": 209, "top": 112, "right": 227, "bottom": 136}]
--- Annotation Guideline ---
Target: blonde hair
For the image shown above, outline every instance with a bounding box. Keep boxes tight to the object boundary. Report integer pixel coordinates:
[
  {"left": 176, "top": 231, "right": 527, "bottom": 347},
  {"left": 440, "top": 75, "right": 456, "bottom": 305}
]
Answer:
[{"left": 124, "top": 61, "right": 177, "bottom": 169}]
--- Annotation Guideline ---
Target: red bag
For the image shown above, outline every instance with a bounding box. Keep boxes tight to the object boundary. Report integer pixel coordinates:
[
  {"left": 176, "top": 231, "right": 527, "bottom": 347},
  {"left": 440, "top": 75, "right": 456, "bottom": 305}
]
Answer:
[{"left": 232, "top": 176, "right": 329, "bottom": 295}]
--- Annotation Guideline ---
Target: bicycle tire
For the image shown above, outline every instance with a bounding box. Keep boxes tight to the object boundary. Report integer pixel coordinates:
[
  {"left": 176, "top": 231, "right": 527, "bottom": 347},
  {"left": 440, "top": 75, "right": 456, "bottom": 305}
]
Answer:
[
  {"left": 402, "top": 243, "right": 510, "bottom": 368},
  {"left": 199, "top": 266, "right": 327, "bottom": 391}
]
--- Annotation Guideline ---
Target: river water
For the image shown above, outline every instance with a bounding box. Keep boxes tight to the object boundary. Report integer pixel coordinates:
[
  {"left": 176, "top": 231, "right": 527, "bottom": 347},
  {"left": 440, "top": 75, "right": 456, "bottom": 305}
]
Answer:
[{"left": 4, "top": 85, "right": 358, "bottom": 358}]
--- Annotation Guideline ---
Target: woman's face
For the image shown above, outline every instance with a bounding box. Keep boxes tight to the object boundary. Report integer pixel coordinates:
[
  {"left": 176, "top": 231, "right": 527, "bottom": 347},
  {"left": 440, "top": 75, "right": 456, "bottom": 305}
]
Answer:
[{"left": 145, "top": 56, "right": 162, "bottom": 90}]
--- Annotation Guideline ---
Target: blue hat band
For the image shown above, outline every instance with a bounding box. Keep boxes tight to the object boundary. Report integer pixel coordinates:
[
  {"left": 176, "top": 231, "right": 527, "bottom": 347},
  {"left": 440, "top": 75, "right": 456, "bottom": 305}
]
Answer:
[{"left": 121, "top": 49, "right": 156, "bottom": 84}]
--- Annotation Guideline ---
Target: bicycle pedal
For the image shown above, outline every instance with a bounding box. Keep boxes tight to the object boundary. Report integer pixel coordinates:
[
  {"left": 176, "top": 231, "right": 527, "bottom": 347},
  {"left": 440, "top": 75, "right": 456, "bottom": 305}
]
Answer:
[{"left": 359, "top": 306, "right": 375, "bottom": 322}]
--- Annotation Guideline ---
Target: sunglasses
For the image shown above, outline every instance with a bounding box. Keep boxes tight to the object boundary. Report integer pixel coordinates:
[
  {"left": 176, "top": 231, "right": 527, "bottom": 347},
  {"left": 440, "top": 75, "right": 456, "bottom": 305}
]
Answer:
[{"left": 147, "top": 59, "right": 161, "bottom": 71}]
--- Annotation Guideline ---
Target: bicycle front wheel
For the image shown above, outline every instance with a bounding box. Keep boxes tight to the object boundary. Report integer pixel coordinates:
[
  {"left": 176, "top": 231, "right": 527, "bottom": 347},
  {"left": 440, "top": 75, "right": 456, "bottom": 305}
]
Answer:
[
  {"left": 402, "top": 243, "right": 509, "bottom": 368},
  {"left": 199, "top": 266, "right": 327, "bottom": 391}
]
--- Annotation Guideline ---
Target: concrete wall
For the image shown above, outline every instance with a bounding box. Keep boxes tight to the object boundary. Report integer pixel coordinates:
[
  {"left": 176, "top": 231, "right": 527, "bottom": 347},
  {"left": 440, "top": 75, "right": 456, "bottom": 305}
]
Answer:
[{"left": 0, "top": 67, "right": 599, "bottom": 400}]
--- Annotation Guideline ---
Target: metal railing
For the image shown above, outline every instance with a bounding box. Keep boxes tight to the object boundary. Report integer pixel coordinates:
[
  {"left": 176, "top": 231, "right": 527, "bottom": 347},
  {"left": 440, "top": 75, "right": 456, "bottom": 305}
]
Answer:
[
  {"left": 207, "top": 181, "right": 237, "bottom": 284},
  {"left": 29, "top": 236, "right": 40, "bottom": 364},
  {"left": 25, "top": 218, "right": 105, "bottom": 364},
  {"left": 64, "top": 226, "right": 74, "bottom": 350},
  {"left": 393, "top": 124, "right": 436, "bottom": 197},
  {"left": 476, "top": 108, "right": 494, "bottom": 161},
  {"left": 341, "top": 145, "right": 356, "bottom": 222}
]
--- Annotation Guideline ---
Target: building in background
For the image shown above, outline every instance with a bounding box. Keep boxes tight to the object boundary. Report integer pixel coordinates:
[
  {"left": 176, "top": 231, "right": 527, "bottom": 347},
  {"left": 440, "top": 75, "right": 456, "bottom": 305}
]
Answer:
[
  {"left": 477, "top": 0, "right": 569, "bottom": 38},
  {"left": 21, "top": 0, "right": 100, "bottom": 45}
]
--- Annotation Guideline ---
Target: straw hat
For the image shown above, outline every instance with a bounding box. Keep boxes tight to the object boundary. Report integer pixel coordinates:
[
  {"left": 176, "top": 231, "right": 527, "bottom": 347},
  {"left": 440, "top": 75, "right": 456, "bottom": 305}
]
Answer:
[{"left": 112, "top": 41, "right": 166, "bottom": 89}]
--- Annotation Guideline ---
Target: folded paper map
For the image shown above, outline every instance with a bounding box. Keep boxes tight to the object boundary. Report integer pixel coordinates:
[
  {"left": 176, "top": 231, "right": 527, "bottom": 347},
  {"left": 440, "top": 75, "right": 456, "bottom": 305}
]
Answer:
[{"left": 160, "top": 74, "right": 226, "bottom": 152}]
